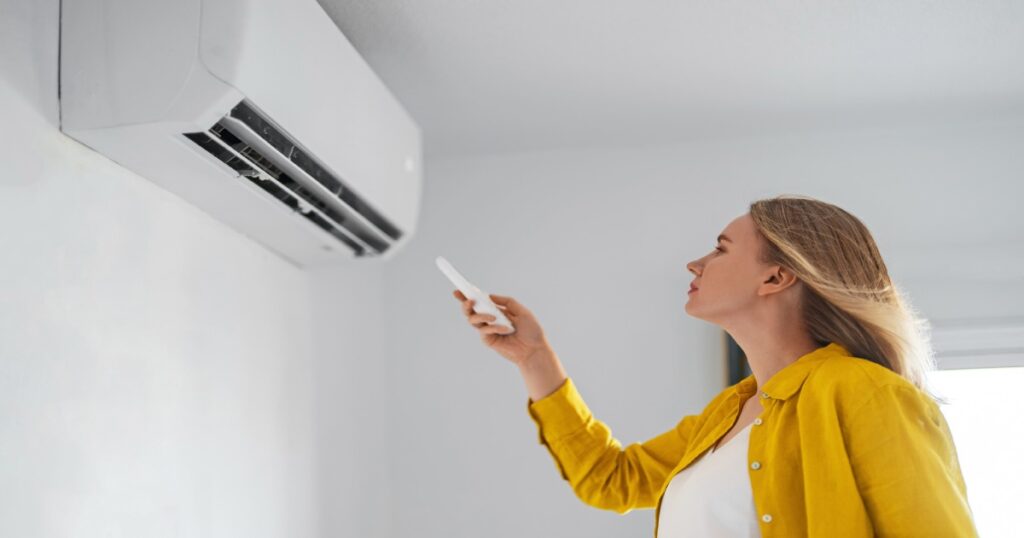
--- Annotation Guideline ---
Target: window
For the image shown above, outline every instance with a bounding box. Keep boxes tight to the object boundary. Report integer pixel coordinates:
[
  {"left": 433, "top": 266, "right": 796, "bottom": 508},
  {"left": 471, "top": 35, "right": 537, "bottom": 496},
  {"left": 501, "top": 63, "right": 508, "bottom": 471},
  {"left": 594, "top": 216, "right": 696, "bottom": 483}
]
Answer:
[
  {"left": 926, "top": 317, "right": 1024, "bottom": 538},
  {"left": 927, "top": 366, "right": 1024, "bottom": 538}
]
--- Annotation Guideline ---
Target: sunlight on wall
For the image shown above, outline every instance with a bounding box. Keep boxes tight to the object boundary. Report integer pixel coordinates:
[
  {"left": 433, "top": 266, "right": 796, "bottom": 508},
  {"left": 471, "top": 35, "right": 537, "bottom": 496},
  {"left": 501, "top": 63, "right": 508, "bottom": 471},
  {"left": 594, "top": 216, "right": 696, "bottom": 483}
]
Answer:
[{"left": 927, "top": 366, "right": 1024, "bottom": 538}]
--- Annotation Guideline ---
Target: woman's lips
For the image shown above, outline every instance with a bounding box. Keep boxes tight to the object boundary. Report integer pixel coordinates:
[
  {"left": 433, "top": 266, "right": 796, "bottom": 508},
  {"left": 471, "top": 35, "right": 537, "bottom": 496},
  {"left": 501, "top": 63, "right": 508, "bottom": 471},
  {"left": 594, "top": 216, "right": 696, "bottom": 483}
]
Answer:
[{"left": 688, "top": 287, "right": 698, "bottom": 294}]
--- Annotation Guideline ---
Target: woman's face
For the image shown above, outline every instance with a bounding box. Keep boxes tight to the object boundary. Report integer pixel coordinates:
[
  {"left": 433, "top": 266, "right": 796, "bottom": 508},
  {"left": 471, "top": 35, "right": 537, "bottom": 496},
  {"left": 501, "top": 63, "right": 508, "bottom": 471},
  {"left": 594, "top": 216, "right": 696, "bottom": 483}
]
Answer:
[{"left": 685, "top": 213, "right": 770, "bottom": 324}]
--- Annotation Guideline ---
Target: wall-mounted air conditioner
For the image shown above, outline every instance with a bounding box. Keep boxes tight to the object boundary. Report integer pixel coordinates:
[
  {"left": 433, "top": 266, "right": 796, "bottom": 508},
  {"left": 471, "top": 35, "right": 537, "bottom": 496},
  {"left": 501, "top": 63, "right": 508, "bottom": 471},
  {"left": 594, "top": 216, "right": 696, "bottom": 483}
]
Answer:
[{"left": 59, "top": 0, "right": 422, "bottom": 267}]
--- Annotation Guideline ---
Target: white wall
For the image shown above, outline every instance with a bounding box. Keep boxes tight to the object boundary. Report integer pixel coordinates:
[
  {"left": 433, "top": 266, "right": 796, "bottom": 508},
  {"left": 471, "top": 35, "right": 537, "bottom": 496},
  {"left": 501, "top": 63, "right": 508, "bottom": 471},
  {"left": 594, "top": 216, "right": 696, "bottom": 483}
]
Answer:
[
  {"left": 1, "top": 1, "right": 331, "bottom": 535},
  {"left": 5, "top": 1, "right": 1023, "bottom": 537},
  {"left": 308, "top": 264, "right": 393, "bottom": 538},
  {"left": 362, "top": 119, "right": 1024, "bottom": 537}
]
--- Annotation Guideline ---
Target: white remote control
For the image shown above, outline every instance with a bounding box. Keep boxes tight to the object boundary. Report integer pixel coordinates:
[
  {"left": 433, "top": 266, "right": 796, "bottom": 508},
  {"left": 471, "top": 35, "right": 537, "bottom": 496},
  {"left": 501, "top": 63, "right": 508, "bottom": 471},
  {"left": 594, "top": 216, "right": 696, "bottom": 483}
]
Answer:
[{"left": 436, "top": 256, "right": 516, "bottom": 334}]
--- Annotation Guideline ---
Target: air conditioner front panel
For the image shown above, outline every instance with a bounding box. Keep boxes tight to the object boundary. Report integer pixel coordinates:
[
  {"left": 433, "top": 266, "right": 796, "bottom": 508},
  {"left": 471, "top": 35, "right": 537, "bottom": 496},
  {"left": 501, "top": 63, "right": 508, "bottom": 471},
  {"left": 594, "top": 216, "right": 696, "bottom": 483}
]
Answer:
[
  {"left": 197, "top": 0, "right": 422, "bottom": 236},
  {"left": 59, "top": 0, "right": 203, "bottom": 130}
]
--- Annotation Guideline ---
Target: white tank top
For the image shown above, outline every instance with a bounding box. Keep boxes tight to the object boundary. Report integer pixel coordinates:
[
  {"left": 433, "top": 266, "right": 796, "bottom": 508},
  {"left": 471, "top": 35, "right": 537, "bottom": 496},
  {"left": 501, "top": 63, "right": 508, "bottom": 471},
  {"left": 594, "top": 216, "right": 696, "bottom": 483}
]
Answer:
[{"left": 656, "top": 422, "right": 760, "bottom": 537}]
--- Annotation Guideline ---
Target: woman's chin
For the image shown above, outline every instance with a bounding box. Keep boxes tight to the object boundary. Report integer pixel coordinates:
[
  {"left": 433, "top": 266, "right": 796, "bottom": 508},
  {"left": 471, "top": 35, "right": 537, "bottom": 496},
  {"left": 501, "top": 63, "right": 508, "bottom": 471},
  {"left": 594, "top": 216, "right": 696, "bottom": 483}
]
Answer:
[{"left": 684, "top": 297, "right": 707, "bottom": 319}]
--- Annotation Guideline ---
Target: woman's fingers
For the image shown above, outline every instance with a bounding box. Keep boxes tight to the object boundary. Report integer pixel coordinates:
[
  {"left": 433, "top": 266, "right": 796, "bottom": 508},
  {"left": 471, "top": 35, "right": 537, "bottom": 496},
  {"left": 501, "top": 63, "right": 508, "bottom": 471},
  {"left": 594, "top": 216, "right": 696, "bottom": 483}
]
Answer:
[
  {"left": 453, "top": 290, "right": 511, "bottom": 327},
  {"left": 472, "top": 313, "right": 495, "bottom": 324},
  {"left": 480, "top": 322, "right": 511, "bottom": 335}
]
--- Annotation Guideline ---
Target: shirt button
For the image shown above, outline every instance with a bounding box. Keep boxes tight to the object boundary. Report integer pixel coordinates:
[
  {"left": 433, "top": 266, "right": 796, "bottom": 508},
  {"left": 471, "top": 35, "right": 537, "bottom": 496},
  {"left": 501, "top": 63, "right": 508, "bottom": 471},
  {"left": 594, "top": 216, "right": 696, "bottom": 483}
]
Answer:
[
  {"left": 761, "top": 391, "right": 769, "bottom": 399},
  {"left": 753, "top": 418, "right": 763, "bottom": 425},
  {"left": 762, "top": 514, "right": 773, "bottom": 523},
  {"left": 750, "top": 461, "right": 761, "bottom": 470}
]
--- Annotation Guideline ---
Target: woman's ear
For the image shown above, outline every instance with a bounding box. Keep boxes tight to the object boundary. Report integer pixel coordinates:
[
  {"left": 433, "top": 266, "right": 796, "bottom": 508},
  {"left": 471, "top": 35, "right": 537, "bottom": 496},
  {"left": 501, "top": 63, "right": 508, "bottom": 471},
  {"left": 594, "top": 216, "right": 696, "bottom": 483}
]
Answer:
[
  {"left": 775, "top": 266, "right": 802, "bottom": 290},
  {"left": 760, "top": 265, "right": 799, "bottom": 295}
]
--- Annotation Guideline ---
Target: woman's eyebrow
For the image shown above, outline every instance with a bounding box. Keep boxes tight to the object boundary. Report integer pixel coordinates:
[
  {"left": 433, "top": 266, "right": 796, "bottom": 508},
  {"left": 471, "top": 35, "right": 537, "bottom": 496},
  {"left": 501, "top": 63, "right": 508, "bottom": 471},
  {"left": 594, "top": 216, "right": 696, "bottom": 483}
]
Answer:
[{"left": 717, "top": 234, "right": 733, "bottom": 243}]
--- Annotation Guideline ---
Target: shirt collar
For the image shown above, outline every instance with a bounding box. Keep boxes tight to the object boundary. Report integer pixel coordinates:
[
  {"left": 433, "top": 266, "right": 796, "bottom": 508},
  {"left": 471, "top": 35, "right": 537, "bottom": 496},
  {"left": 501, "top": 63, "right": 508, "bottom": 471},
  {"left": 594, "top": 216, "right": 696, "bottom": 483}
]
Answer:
[{"left": 735, "top": 342, "right": 851, "bottom": 401}]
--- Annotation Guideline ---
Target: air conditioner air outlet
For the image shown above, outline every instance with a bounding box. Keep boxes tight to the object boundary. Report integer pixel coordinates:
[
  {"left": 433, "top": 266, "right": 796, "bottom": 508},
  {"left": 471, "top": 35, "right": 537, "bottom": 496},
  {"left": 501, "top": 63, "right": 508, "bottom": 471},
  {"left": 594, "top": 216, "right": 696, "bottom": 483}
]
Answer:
[{"left": 183, "top": 100, "right": 404, "bottom": 257}]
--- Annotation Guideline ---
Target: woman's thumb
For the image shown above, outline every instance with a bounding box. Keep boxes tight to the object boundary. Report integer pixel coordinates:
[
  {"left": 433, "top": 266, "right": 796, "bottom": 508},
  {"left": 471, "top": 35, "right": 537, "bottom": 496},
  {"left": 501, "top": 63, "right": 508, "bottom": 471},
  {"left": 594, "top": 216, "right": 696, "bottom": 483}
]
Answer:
[{"left": 489, "top": 293, "right": 518, "bottom": 312}]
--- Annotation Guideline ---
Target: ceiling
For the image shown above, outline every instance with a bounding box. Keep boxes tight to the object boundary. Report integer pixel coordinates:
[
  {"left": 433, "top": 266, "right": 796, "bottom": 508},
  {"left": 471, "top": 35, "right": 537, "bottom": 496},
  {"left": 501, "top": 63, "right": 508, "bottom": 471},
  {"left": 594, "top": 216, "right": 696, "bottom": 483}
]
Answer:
[{"left": 317, "top": 1, "right": 1024, "bottom": 159}]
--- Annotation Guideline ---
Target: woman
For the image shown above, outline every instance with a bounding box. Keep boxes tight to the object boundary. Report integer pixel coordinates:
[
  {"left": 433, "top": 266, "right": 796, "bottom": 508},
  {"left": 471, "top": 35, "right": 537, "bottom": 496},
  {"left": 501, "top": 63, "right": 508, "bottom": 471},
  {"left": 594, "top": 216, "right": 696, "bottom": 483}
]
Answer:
[{"left": 452, "top": 195, "right": 977, "bottom": 537}]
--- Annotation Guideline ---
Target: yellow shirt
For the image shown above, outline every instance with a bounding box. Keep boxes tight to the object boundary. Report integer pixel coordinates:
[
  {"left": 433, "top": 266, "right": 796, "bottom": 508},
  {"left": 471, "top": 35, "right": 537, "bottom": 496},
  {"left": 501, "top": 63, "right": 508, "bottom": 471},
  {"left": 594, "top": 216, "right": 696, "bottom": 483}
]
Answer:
[{"left": 526, "top": 342, "right": 978, "bottom": 537}]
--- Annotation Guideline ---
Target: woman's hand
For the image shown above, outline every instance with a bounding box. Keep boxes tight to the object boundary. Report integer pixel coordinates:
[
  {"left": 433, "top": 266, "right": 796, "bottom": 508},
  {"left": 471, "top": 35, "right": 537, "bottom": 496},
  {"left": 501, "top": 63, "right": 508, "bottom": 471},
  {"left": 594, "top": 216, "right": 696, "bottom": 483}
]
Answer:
[{"left": 452, "top": 290, "right": 552, "bottom": 368}]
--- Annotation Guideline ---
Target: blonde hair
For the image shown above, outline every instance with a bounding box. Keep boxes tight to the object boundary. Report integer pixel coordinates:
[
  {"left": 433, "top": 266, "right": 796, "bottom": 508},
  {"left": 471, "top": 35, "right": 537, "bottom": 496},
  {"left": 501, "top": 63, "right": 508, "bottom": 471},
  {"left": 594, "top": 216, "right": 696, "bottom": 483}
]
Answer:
[{"left": 748, "top": 194, "right": 946, "bottom": 404}]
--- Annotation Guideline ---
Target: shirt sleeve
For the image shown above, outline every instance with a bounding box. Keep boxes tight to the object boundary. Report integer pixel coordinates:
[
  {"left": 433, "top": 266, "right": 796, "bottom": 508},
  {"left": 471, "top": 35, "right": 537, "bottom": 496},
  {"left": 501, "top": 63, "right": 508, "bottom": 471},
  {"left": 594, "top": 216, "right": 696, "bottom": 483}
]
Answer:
[
  {"left": 526, "top": 377, "right": 701, "bottom": 514},
  {"left": 845, "top": 382, "right": 979, "bottom": 536}
]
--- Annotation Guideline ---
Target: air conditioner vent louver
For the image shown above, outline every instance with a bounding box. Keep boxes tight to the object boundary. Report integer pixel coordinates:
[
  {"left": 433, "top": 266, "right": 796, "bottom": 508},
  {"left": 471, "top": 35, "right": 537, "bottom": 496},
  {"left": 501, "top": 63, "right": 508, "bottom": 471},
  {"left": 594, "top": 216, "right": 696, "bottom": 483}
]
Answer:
[{"left": 183, "top": 100, "right": 403, "bottom": 258}]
